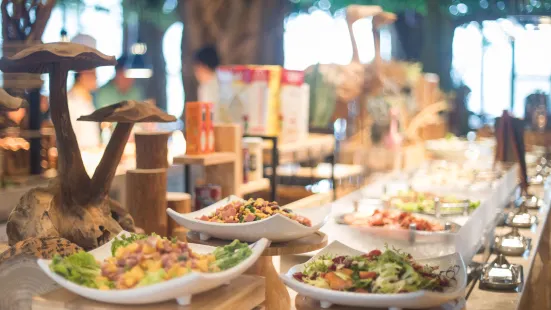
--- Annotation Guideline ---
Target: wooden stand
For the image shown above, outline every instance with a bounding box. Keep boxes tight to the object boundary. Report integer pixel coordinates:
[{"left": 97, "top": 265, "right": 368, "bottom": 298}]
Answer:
[
  {"left": 32, "top": 275, "right": 265, "bottom": 310},
  {"left": 295, "top": 295, "right": 466, "bottom": 310},
  {"left": 173, "top": 124, "right": 241, "bottom": 203},
  {"left": 126, "top": 168, "right": 168, "bottom": 236},
  {"left": 135, "top": 131, "right": 171, "bottom": 169},
  {"left": 166, "top": 192, "right": 191, "bottom": 237},
  {"left": 187, "top": 231, "right": 328, "bottom": 310}
]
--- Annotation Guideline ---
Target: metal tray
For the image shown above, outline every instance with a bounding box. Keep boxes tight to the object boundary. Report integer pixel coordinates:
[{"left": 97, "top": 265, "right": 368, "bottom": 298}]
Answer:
[{"left": 480, "top": 255, "right": 523, "bottom": 291}]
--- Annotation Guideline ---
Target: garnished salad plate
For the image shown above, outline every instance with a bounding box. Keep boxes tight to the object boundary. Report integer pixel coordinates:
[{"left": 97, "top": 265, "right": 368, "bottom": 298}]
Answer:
[
  {"left": 37, "top": 231, "right": 269, "bottom": 305},
  {"left": 280, "top": 241, "right": 466, "bottom": 309},
  {"left": 167, "top": 196, "right": 330, "bottom": 242}
]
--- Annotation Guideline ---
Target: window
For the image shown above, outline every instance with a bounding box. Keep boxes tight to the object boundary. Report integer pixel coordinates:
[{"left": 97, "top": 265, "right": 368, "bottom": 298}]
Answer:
[
  {"left": 284, "top": 9, "right": 391, "bottom": 70},
  {"left": 162, "top": 22, "right": 184, "bottom": 118},
  {"left": 452, "top": 19, "right": 551, "bottom": 118},
  {"left": 41, "top": 0, "right": 124, "bottom": 94}
]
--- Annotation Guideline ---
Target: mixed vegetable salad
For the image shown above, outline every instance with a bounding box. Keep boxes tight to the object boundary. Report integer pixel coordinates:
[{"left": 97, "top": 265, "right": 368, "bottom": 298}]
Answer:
[
  {"left": 293, "top": 247, "right": 451, "bottom": 294},
  {"left": 49, "top": 234, "right": 252, "bottom": 290},
  {"left": 198, "top": 198, "right": 312, "bottom": 226},
  {"left": 385, "top": 191, "right": 480, "bottom": 214},
  {"left": 342, "top": 209, "right": 444, "bottom": 232}
]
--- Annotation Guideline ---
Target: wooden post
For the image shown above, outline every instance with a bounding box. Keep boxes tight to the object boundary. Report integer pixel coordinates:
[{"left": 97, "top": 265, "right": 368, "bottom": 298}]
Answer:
[
  {"left": 166, "top": 192, "right": 191, "bottom": 237},
  {"left": 126, "top": 168, "right": 168, "bottom": 236},
  {"left": 135, "top": 132, "right": 171, "bottom": 169}
]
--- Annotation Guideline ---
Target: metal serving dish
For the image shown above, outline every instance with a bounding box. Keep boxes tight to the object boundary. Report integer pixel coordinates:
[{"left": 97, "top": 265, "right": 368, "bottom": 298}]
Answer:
[
  {"left": 515, "top": 193, "right": 545, "bottom": 209},
  {"left": 384, "top": 196, "right": 474, "bottom": 217},
  {"left": 494, "top": 228, "right": 531, "bottom": 256},
  {"left": 480, "top": 254, "right": 523, "bottom": 290}
]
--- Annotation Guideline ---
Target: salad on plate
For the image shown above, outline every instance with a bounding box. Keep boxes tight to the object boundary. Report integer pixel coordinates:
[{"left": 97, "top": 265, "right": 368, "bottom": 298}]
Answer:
[
  {"left": 340, "top": 209, "right": 445, "bottom": 232},
  {"left": 292, "top": 247, "right": 452, "bottom": 294},
  {"left": 197, "top": 198, "right": 312, "bottom": 226},
  {"left": 385, "top": 190, "right": 479, "bottom": 214},
  {"left": 49, "top": 234, "right": 252, "bottom": 290}
]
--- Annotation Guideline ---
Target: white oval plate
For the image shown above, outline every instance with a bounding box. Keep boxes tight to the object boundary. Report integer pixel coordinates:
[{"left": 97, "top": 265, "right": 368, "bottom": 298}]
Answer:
[
  {"left": 167, "top": 195, "right": 331, "bottom": 242},
  {"left": 335, "top": 212, "right": 461, "bottom": 244},
  {"left": 280, "top": 241, "right": 466, "bottom": 309},
  {"left": 37, "top": 231, "right": 270, "bottom": 305}
]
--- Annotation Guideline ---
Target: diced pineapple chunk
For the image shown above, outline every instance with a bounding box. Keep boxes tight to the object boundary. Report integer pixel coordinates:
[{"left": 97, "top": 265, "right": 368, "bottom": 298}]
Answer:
[
  {"left": 143, "top": 244, "right": 155, "bottom": 254},
  {"left": 125, "top": 243, "right": 139, "bottom": 253},
  {"left": 115, "top": 247, "right": 126, "bottom": 259}
]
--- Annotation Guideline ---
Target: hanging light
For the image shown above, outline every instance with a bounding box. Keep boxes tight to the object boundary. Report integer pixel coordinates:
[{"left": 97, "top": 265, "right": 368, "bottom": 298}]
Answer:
[{"left": 124, "top": 41, "right": 152, "bottom": 79}]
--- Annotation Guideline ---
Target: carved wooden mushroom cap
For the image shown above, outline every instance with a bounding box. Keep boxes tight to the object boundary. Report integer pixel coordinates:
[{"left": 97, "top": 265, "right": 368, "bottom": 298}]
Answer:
[
  {"left": 373, "top": 12, "right": 397, "bottom": 27},
  {"left": 0, "top": 88, "right": 26, "bottom": 111},
  {"left": 78, "top": 100, "right": 177, "bottom": 123},
  {"left": 0, "top": 42, "right": 116, "bottom": 73}
]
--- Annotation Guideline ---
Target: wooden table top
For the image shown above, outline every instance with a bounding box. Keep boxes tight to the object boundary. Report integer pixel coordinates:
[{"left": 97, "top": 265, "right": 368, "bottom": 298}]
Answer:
[{"left": 187, "top": 231, "right": 328, "bottom": 257}]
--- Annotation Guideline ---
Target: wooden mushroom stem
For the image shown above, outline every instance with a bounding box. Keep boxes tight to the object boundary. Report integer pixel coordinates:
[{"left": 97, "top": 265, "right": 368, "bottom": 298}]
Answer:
[
  {"left": 89, "top": 122, "right": 133, "bottom": 202},
  {"left": 48, "top": 63, "right": 91, "bottom": 206}
]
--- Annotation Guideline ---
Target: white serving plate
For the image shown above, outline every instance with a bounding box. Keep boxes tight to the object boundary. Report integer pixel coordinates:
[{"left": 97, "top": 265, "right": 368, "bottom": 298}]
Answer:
[
  {"left": 280, "top": 241, "right": 466, "bottom": 309},
  {"left": 167, "top": 195, "right": 331, "bottom": 242},
  {"left": 37, "top": 231, "right": 270, "bottom": 305},
  {"left": 335, "top": 212, "right": 461, "bottom": 244}
]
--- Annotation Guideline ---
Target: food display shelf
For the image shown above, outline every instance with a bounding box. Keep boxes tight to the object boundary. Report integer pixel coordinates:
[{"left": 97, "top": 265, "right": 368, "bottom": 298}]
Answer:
[{"left": 293, "top": 163, "right": 519, "bottom": 264}]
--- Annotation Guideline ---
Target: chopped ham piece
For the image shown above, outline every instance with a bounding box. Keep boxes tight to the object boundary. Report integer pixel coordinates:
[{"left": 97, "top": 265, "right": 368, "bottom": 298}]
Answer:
[{"left": 244, "top": 213, "right": 256, "bottom": 222}]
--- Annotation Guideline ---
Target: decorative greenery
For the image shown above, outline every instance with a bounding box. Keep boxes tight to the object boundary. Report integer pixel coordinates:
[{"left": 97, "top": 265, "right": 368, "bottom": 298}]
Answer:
[
  {"left": 57, "top": 0, "right": 179, "bottom": 31},
  {"left": 290, "top": 0, "right": 551, "bottom": 22}
]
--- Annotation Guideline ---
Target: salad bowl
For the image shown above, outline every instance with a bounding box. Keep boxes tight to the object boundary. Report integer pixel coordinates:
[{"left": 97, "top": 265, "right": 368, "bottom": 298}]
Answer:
[
  {"left": 167, "top": 195, "right": 331, "bottom": 242},
  {"left": 280, "top": 241, "right": 467, "bottom": 309},
  {"left": 37, "top": 231, "right": 270, "bottom": 305}
]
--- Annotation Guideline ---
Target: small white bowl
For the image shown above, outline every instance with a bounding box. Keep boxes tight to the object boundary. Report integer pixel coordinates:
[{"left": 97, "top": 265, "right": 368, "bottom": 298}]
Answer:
[
  {"left": 37, "top": 231, "right": 270, "bottom": 305},
  {"left": 167, "top": 195, "right": 331, "bottom": 242},
  {"left": 280, "top": 241, "right": 467, "bottom": 309}
]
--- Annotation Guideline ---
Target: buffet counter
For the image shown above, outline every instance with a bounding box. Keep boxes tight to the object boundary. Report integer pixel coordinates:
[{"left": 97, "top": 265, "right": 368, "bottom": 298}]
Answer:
[{"left": 281, "top": 164, "right": 551, "bottom": 310}]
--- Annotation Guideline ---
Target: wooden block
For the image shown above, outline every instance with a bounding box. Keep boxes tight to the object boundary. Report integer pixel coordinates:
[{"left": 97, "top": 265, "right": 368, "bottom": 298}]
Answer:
[
  {"left": 32, "top": 275, "right": 265, "bottom": 310},
  {"left": 239, "top": 178, "right": 270, "bottom": 196},
  {"left": 126, "top": 168, "right": 168, "bottom": 236},
  {"left": 172, "top": 152, "right": 236, "bottom": 166},
  {"left": 134, "top": 131, "right": 171, "bottom": 169},
  {"left": 166, "top": 192, "right": 191, "bottom": 236}
]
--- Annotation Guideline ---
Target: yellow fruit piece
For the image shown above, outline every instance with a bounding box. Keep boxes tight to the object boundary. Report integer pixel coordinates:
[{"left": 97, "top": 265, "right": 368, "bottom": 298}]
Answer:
[
  {"left": 99, "top": 285, "right": 110, "bottom": 290},
  {"left": 125, "top": 243, "right": 139, "bottom": 253},
  {"left": 130, "top": 266, "right": 145, "bottom": 281},
  {"left": 115, "top": 247, "right": 125, "bottom": 259},
  {"left": 195, "top": 259, "right": 209, "bottom": 272},
  {"left": 145, "top": 260, "right": 162, "bottom": 272},
  {"left": 123, "top": 274, "right": 138, "bottom": 287},
  {"left": 104, "top": 263, "right": 117, "bottom": 273},
  {"left": 143, "top": 244, "right": 155, "bottom": 254}
]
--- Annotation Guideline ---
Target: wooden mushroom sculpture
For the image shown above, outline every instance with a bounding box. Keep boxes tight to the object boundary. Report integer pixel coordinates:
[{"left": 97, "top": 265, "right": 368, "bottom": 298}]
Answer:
[
  {"left": 0, "top": 88, "right": 26, "bottom": 111},
  {"left": 78, "top": 100, "right": 176, "bottom": 203},
  {"left": 1, "top": 43, "right": 175, "bottom": 251}
]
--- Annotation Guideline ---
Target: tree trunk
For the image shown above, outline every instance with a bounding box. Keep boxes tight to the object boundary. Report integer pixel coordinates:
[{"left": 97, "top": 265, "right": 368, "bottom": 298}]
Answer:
[
  {"left": 141, "top": 21, "right": 168, "bottom": 111},
  {"left": 178, "top": 0, "right": 289, "bottom": 115},
  {"left": 421, "top": 0, "right": 454, "bottom": 91}
]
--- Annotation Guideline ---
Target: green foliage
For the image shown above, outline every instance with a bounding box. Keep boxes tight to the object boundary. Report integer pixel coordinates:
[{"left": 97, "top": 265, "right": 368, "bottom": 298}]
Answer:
[{"left": 290, "top": 0, "right": 551, "bottom": 20}]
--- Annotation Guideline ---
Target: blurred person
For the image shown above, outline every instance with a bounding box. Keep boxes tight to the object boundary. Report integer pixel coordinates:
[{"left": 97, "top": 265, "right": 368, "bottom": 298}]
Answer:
[
  {"left": 67, "top": 34, "right": 100, "bottom": 149},
  {"left": 194, "top": 45, "right": 221, "bottom": 120},
  {"left": 95, "top": 55, "right": 144, "bottom": 109},
  {"left": 193, "top": 45, "right": 220, "bottom": 85}
]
